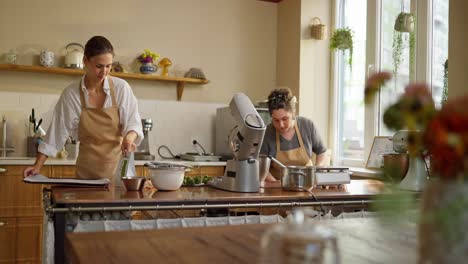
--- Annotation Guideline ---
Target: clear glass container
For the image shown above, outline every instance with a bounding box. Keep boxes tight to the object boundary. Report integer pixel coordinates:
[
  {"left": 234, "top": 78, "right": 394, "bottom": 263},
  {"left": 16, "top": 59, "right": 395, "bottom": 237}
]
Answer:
[{"left": 259, "top": 209, "right": 340, "bottom": 264}]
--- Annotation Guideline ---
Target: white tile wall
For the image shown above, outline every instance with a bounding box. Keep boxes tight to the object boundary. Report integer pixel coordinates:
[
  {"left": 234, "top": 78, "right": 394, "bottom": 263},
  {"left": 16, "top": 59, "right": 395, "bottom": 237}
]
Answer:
[{"left": 0, "top": 91, "right": 226, "bottom": 158}]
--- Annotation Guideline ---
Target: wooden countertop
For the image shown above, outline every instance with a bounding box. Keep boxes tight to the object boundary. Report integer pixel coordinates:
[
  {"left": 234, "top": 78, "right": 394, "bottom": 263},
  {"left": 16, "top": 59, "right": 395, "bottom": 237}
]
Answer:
[
  {"left": 52, "top": 180, "right": 384, "bottom": 206},
  {"left": 65, "top": 217, "right": 417, "bottom": 264}
]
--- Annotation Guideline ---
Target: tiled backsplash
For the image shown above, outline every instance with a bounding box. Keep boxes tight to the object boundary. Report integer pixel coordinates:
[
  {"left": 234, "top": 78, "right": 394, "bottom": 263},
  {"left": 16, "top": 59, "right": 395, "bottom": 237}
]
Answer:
[{"left": 0, "top": 91, "right": 225, "bottom": 158}]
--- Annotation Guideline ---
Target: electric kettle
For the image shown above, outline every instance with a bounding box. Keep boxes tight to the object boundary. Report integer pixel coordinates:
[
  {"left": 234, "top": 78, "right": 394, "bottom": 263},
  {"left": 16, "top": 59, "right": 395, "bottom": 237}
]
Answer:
[{"left": 64, "top": 43, "right": 84, "bottom": 69}]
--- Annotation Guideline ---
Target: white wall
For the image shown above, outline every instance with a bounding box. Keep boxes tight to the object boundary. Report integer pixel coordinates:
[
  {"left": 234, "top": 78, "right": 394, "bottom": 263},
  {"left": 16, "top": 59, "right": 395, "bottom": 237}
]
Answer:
[
  {"left": 299, "top": 0, "right": 331, "bottom": 145},
  {"left": 449, "top": 0, "right": 468, "bottom": 98},
  {"left": 0, "top": 0, "right": 278, "bottom": 157},
  {"left": 276, "top": 0, "right": 331, "bottom": 146},
  {"left": 0, "top": 91, "right": 224, "bottom": 157}
]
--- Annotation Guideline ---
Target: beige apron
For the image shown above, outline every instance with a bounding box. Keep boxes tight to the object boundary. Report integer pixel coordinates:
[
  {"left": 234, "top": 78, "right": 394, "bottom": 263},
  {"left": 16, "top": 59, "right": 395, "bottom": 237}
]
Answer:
[
  {"left": 270, "top": 122, "right": 313, "bottom": 179},
  {"left": 76, "top": 78, "right": 122, "bottom": 182}
]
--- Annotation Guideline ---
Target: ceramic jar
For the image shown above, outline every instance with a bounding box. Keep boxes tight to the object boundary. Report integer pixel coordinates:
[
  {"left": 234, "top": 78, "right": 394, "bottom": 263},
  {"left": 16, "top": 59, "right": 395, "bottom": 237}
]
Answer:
[
  {"left": 140, "top": 62, "right": 157, "bottom": 74},
  {"left": 5, "top": 50, "right": 17, "bottom": 64},
  {"left": 40, "top": 50, "right": 55, "bottom": 67}
]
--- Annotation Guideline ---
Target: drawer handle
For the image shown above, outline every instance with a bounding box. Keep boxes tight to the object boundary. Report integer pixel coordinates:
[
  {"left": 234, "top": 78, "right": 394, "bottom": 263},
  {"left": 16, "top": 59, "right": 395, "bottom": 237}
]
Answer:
[
  {"left": 0, "top": 221, "right": 7, "bottom": 226},
  {"left": 0, "top": 168, "right": 7, "bottom": 173}
]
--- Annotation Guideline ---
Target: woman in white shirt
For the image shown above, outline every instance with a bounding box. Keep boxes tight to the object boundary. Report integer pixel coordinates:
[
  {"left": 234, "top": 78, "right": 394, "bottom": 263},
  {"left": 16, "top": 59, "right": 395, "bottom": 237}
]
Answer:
[{"left": 24, "top": 36, "right": 144, "bottom": 182}]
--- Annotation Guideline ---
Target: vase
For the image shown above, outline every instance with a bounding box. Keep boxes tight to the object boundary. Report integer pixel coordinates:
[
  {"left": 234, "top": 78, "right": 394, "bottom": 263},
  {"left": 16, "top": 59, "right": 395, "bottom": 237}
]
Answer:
[
  {"left": 139, "top": 62, "right": 157, "bottom": 74},
  {"left": 419, "top": 181, "right": 468, "bottom": 263}
]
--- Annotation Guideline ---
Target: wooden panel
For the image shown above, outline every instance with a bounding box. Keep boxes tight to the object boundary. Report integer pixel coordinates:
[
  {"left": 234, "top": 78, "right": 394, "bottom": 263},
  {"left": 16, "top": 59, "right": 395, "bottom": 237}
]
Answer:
[
  {"left": 0, "top": 166, "right": 48, "bottom": 217},
  {"left": 0, "top": 217, "right": 17, "bottom": 263},
  {"left": 185, "top": 166, "right": 224, "bottom": 177},
  {"left": 51, "top": 165, "right": 76, "bottom": 178},
  {"left": 135, "top": 166, "right": 145, "bottom": 177},
  {"left": 200, "top": 166, "right": 225, "bottom": 176},
  {"left": 15, "top": 217, "right": 42, "bottom": 263}
]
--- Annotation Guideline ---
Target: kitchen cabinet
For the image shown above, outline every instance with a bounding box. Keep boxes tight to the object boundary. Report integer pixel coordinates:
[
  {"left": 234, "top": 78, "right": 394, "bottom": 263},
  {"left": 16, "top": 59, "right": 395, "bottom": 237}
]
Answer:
[
  {"left": 49, "top": 165, "right": 225, "bottom": 178},
  {"left": 0, "top": 165, "right": 47, "bottom": 263},
  {"left": 0, "top": 63, "right": 209, "bottom": 101},
  {"left": 185, "top": 166, "right": 225, "bottom": 177}
]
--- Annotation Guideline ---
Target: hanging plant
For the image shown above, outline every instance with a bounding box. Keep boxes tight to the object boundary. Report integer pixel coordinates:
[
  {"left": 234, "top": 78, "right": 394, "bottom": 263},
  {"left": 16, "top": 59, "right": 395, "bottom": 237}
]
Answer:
[
  {"left": 330, "top": 27, "right": 353, "bottom": 70},
  {"left": 392, "top": 12, "right": 415, "bottom": 75},
  {"left": 441, "top": 59, "right": 448, "bottom": 105}
]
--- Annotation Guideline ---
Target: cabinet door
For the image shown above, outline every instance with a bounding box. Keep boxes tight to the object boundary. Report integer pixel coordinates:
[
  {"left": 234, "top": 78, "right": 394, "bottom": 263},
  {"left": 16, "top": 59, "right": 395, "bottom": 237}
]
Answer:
[
  {"left": 0, "top": 166, "right": 48, "bottom": 218},
  {"left": 0, "top": 217, "right": 17, "bottom": 263},
  {"left": 15, "top": 217, "right": 42, "bottom": 263},
  {"left": 50, "top": 165, "right": 76, "bottom": 178},
  {"left": 184, "top": 166, "right": 225, "bottom": 177}
]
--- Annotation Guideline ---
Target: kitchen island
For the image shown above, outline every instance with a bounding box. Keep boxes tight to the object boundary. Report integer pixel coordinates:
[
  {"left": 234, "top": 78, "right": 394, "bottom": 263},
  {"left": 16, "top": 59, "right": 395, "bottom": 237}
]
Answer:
[
  {"left": 47, "top": 180, "right": 385, "bottom": 263},
  {"left": 65, "top": 217, "right": 417, "bottom": 264}
]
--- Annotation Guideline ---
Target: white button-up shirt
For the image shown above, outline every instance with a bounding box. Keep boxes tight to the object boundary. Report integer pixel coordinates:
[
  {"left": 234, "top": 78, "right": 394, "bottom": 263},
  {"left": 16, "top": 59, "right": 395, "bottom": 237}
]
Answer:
[{"left": 38, "top": 76, "right": 144, "bottom": 157}]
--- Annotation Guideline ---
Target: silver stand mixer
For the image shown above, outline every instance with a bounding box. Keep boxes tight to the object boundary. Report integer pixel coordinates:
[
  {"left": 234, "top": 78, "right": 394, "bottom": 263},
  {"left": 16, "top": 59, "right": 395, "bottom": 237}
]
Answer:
[
  {"left": 210, "top": 93, "right": 266, "bottom": 192},
  {"left": 135, "top": 119, "right": 155, "bottom": 160}
]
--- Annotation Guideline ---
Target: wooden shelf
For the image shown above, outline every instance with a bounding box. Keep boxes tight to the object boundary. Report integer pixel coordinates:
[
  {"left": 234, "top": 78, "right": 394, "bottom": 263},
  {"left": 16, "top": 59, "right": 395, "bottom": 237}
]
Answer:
[{"left": 0, "top": 64, "right": 209, "bottom": 101}]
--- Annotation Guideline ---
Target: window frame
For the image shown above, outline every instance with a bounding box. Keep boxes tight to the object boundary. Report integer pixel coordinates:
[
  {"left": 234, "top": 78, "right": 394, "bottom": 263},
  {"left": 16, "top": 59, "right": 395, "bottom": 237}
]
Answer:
[{"left": 331, "top": 0, "right": 445, "bottom": 167}]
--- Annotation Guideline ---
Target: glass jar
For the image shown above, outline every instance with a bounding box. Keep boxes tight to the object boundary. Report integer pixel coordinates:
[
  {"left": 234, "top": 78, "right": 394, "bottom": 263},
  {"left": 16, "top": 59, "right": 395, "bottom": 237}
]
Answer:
[{"left": 259, "top": 209, "right": 340, "bottom": 264}]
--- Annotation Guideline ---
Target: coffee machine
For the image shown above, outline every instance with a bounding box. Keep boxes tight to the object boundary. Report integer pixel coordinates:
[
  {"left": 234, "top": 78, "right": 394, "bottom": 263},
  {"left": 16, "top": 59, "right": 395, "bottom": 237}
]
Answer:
[{"left": 135, "top": 119, "right": 155, "bottom": 160}]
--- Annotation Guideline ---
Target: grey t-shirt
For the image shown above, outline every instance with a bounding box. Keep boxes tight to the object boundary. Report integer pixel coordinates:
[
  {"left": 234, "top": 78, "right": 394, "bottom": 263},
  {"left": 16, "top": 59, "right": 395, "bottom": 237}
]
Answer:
[{"left": 260, "top": 116, "right": 327, "bottom": 158}]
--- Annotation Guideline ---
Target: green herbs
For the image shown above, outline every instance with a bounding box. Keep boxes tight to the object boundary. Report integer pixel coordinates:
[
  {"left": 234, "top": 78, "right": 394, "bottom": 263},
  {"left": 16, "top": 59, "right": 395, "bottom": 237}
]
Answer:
[
  {"left": 330, "top": 27, "right": 353, "bottom": 70},
  {"left": 183, "top": 175, "right": 212, "bottom": 186}
]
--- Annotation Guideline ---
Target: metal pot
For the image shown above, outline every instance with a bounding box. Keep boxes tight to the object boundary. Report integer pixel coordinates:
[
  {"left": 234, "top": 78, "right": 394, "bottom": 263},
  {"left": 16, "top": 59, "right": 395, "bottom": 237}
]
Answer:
[{"left": 269, "top": 156, "right": 315, "bottom": 192}]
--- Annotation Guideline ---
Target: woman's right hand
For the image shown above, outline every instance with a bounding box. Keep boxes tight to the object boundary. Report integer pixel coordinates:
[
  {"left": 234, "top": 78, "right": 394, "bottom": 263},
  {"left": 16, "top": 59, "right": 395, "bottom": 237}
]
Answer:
[{"left": 23, "top": 166, "right": 40, "bottom": 177}]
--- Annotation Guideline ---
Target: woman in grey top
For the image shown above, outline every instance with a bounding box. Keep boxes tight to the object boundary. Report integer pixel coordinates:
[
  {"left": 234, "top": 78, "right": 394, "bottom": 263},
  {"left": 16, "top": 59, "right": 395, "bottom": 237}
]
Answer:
[{"left": 260, "top": 88, "right": 327, "bottom": 181}]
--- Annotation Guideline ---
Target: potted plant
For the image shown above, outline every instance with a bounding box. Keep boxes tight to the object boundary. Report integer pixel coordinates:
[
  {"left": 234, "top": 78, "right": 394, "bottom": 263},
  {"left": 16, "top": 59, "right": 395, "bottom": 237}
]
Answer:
[
  {"left": 138, "top": 48, "right": 160, "bottom": 74},
  {"left": 330, "top": 27, "right": 353, "bottom": 70},
  {"left": 441, "top": 59, "right": 448, "bottom": 105},
  {"left": 392, "top": 12, "right": 415, "bottom": 75}
]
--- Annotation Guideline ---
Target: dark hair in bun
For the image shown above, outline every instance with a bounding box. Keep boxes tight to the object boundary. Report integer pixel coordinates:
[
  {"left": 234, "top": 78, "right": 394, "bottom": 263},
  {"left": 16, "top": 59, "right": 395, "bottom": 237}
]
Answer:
[
  {"left": 84, "top": 36, "right": 115, "bottom": 59},
  {"left": 267, "top": 87, "right": 296, "bottom": 115}
]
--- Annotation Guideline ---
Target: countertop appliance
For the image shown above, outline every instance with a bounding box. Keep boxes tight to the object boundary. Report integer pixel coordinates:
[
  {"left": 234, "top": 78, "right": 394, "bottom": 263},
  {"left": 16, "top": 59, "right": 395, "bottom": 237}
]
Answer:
[
  {"left": 393, "top": 130, "right": 427, "bottom": 191},
  {"left": 135, "top": 119, "right": 155, "bottom": 160},
  {"left": 210, "top": 93, "right": 266, "bottom": 192},
  {"left": 215, "top": 106, "right": 270, "bottom": 160}
]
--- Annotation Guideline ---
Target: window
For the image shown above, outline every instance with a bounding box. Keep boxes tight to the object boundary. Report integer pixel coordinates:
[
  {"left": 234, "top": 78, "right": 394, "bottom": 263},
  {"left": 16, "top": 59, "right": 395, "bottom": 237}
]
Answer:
[
  {"left": 332, "top": 0, "right": 449, "bottom": 167},
  {"left": 333, "top": 0, "right": 367, "bottom": 166}
]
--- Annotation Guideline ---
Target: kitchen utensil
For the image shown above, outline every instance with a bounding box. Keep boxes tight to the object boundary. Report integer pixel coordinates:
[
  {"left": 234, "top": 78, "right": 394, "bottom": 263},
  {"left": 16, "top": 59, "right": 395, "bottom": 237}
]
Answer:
[
  {"left": 134, "top": 119, "right": 155, "bottom": 160},
  {"left": 145, "top": 162, "right": 189, "bottom": 191},
  {"left": 64, "top": 43, "right": 84, "bottom": 69},
  {"left": 270, "top": 156, "right": 315, "bottom": 191},
  {"left": 122, "top": 176, "right": 146, "bottom": 191},
  {"left": 184, "top": 68, "right": 206, "bottom": 79},
  {"left": 35, "top": 119, "right": 42, "bottom": 132}
]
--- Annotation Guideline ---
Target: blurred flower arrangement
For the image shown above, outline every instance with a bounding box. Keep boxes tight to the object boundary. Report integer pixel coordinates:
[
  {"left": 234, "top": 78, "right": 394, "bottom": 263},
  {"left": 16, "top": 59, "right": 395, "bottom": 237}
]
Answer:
[
  {"left": 365, "top": 71, "right": 468, "bottom": 180},
  {"left": 138, "top": 48, "right": 160, "bottom": 64}
]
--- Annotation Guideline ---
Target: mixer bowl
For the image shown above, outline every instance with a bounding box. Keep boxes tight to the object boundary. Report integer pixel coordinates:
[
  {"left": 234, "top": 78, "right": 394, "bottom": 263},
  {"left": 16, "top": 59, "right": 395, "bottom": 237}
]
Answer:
[{"left": 382, "top": 153, "right": 409, "bottom": 182}]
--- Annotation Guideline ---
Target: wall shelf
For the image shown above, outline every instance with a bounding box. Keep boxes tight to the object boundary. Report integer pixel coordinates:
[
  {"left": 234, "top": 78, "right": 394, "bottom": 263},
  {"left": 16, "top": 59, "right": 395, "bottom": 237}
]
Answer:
[{"left": 0, "top": 64, "right": 209, "bottom": 101}]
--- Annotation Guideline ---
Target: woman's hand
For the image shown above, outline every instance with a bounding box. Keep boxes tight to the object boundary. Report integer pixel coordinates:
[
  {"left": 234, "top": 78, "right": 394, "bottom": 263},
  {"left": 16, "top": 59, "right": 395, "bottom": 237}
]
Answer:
[
  {"left": 122, "top": 131, "right": 138, "bottom": 156},
  {"left": 23, "top": 153, "right": 48, "bottom": 177},
  {"left": 23, "top": 166, "right": 40, "bottom": 177}
]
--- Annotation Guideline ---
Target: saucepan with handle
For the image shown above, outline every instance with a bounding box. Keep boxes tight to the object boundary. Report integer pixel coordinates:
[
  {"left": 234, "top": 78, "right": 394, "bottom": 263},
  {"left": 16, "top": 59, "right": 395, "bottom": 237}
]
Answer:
[{"left": 265, "top": 156, "right": 315, "bottom": 191}]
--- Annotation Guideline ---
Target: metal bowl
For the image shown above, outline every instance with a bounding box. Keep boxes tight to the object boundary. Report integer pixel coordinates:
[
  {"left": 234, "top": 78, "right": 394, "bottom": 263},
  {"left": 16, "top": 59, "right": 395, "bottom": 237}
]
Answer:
[{"left": 122, "top": 176, "right": 146, "bottom": 191}]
